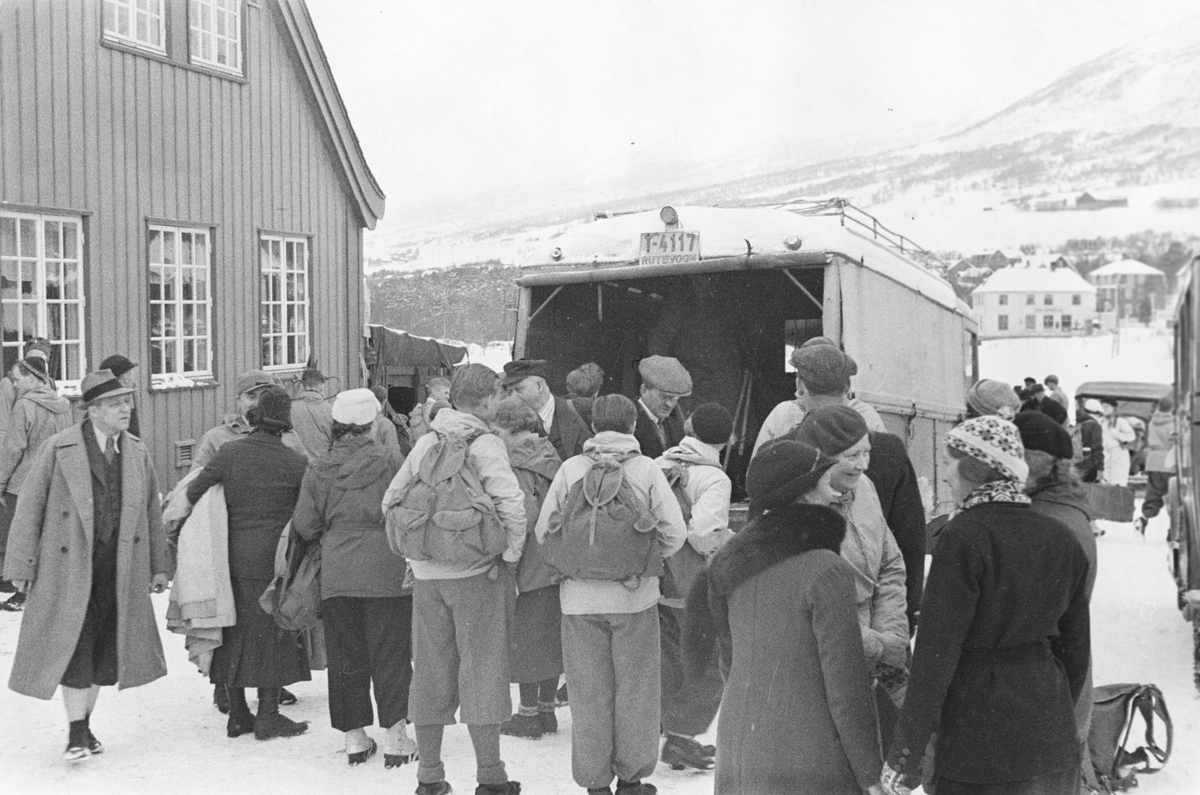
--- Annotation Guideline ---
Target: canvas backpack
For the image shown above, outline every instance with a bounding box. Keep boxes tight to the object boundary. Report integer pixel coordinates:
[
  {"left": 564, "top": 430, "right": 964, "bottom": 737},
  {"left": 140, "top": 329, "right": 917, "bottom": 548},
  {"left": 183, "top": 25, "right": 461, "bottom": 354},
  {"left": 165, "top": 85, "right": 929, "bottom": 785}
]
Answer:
[
  {"left": 660, "top": 459, "right": 726, "bottom": 603},
  {"left": 385, "top": 427, "right": 508, "bottom": 567},
  {"left": 259, "top": 521, "right": 322, "bottom": 632},
  {"left": 1087, "top": 683, "right": 1172, "bottom": 792},
  {"left": 543, "top": 450, "right": 663, "bottom": 585}
]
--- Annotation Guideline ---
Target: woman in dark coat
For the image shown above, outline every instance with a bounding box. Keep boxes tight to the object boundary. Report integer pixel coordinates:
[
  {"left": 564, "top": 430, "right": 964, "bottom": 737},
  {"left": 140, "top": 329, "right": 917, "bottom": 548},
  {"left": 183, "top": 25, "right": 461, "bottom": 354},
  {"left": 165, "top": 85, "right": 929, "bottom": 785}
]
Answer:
[
  {"left": 685, "top": 439, "right": 884, "bottom": 795},
  {"left": 187, "top": 385, "right": 311, "bottom": 740},
  {"left": 881, "top": 416, "right": 1091, "bottom": 795},
  {"left": 292, "top": 388, "right": 416, "bottom": 767},
  {"left": 492, "top": 397, "right": 564, "bottom": 740}
]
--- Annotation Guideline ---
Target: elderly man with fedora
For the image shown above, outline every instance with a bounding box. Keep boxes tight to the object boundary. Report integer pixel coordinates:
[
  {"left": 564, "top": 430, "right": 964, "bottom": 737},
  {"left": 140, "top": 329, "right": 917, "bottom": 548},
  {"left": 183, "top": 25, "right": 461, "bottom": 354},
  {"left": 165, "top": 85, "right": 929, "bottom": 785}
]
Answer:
[
  {"left": 752, "top": 337, "right": 885, "bottom": 458},
  {"left": 502, "top": 358, "right": 591, "bottom": 462},
  {"left": 634, "top": 355, "right": 692, "bottom": 460},
  {"left": 3, "top": 369, "right": 169, "bottom": 762},
  {"left": 290, "top": 367, "right": 334, "bottom": 463},
  {"left": 98, "top": 355, "right": 141, "bottom": 438}
]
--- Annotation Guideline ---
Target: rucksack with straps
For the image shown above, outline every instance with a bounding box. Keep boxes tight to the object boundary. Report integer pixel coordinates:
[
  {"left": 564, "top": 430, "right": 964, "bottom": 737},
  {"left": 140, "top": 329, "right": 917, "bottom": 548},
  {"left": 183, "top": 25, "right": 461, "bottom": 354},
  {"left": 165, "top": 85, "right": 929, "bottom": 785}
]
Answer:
[
  {"left": 660, "top": 460, "right": 727, "bottom": 603},
  {"left": 385, "top": 428, "right": 508, "bottom": 567},
  {"left": 543, "top": 450, "right": 663, "bottom": 585},
  {"left": 1087, "top": 683, "right": 1172, "bottom": 792}
]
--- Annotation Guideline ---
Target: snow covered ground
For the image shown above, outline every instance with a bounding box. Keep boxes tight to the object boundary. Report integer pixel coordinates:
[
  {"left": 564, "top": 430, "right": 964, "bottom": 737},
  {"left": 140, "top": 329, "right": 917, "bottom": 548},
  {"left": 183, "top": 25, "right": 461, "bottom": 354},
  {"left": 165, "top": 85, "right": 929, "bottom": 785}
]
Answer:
[{"left": 0, "top": 327, "right": 1191, "bottom": 793}]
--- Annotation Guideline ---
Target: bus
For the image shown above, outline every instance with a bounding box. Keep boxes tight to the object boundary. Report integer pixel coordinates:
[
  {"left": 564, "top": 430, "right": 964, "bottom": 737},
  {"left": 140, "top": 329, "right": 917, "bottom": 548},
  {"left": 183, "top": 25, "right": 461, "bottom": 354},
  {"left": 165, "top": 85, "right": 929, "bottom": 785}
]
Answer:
[
  {"left": 1168, "top": 253, "right": 1200, "bottom": 689},
  {"left": 512, "top": 200, "right": 977, "bottom": 516}
]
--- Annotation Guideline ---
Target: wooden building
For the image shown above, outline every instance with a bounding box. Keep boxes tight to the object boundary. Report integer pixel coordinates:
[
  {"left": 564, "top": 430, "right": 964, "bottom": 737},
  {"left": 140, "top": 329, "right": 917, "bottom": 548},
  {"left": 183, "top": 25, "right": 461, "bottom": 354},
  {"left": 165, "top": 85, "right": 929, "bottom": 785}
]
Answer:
[{"left": 0, "top": 0, "right": 384, "bottom": 486}]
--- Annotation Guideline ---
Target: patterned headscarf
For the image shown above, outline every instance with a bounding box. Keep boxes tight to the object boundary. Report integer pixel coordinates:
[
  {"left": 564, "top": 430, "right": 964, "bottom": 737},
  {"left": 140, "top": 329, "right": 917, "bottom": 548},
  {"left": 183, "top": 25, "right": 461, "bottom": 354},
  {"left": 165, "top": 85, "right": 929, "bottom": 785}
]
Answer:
[{"left": 947, "top": 415, "right": 1028, "bottom": 483}]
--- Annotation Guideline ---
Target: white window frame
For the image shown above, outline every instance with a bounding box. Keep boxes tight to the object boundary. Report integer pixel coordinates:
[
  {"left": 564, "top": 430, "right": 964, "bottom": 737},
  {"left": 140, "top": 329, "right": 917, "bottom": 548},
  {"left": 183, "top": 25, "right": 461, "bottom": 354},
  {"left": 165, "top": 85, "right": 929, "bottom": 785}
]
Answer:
[
  {"left": 189, "top": 0, "right": 243, "bottom": 75},
  {"left": 102, "top": 0, "right": 167, "bottom": 54},
  {"left": 0, "top": 211, "right": 88, "bottom": 390},
  {"left": 997, "top": 314, "right": 1008, "bottom": 331},
  {"left": 149, "top": 224, "right": 214, "bottom": 385},
  {"left": 259, "top": 234, "right": 310, "bottom": 371},
  {"left": 998, "top": 294, "right": 1008, "bottom": 306}
]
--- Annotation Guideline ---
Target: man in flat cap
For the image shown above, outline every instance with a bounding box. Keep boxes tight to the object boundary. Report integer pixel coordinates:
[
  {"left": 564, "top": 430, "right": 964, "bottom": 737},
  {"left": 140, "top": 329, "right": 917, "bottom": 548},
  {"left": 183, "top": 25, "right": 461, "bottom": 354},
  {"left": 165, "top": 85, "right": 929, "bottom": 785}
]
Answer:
[
  {"left": 188, "top": 369, "right": 304, "bottom": 713},
  {"left": 752, "top": 337, "right": 886, "bottom": 457},
  {"left": 502, "top": 358, "right": 591, "bottom": 461},
  {"left": 634, "top": 355, "right": 691, "bottom": 460},
  {"left": 3, "top": 369, "right": 169, "bottom": 762},
  {"left": 191, "top": 370, "right": 305, "bottom": 471}
]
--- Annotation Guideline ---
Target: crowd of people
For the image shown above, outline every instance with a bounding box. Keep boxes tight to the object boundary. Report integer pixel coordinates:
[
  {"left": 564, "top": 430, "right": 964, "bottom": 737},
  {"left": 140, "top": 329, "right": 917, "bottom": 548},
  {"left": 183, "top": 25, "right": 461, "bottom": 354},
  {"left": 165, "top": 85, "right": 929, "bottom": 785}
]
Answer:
[{"left": 0, "top": 334, "right": 1117, "bottom": 795}]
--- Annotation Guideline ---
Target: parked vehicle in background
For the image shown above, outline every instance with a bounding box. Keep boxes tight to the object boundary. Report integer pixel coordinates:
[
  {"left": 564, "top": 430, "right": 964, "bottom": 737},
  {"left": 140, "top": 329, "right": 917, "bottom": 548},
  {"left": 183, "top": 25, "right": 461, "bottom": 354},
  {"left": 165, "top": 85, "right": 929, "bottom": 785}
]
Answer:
[
  {"left": 1168, "top": 253, "right": 1200, "bottom": 690},
  {"left": 512, "top": 200, "right": 978, "bottom": 516},
  {"left": 1073, "top": 380, "right": 1172, "bottom": 483}
]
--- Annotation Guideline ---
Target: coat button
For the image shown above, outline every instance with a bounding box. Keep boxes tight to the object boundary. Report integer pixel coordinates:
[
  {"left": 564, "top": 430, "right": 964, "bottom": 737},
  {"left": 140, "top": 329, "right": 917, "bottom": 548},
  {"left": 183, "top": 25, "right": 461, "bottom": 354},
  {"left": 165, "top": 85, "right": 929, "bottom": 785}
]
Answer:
[
  {"left": 62, "top": 510, "right": 69, "bottom": 517},
  {"left": 133, "top": 536, "right": 140, "bottom": 543},
  {"left": 902, "top": 748, "right": 911, "bottom": 755},
  {"left": 61, "top": 546, "right": 68, "bottom": 553}
]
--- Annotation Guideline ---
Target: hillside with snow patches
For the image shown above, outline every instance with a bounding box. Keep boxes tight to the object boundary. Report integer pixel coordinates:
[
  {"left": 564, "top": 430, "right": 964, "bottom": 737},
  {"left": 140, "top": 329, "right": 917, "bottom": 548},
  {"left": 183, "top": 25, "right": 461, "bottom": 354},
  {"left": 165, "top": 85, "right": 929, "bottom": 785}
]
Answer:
[{"left": 371, "top": 16, "right": 1200, "bottom": 267}]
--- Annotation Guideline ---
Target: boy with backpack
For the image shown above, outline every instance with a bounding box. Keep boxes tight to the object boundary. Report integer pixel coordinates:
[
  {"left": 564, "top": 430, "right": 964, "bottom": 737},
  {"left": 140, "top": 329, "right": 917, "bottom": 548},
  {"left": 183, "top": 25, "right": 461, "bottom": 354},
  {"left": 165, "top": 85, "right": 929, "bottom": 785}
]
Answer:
[
  {"left": 382, "top": 364, "right": 526, "bottom": 795},
  {"left": 654, "top": 403, "right": 734, "bottom": 773},
  {"left": 535, "top": 394, "right": 687, "bottom": 795}
]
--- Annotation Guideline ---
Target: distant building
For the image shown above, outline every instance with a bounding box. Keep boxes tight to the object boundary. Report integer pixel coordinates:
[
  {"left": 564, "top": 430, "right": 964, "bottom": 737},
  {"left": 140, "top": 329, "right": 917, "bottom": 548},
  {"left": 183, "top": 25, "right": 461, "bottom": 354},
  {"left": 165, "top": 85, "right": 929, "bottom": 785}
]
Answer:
[
  {"left": 971, "top": 265, "right": 1097, "bottom": 339},
  {"left": 1076, "top": 192, "right": 1129, "bottom": 210},
  {"left": 1087, "top": 259, "right": 1168, "bottom": 322}
]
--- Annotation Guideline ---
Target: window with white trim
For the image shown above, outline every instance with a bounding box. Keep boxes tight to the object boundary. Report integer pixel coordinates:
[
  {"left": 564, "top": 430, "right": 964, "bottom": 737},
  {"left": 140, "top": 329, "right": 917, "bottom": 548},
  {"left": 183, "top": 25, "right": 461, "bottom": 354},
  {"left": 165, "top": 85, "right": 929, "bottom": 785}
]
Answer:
[
  {"left": 190, "top": 0, "right": 243, "bottom": 75},
  {"left": 149, "top": 225, "right": 213, "bottom": 382},
  {"left": 102, "top": 0, "right": 166, "bottom": 53},
  {"left": 0, "top": 212, "right": 87, "bottom": 386},
  {"left": 997, "top": 315, "right": 1008, "bottom": 331},
  {"left": 259, "top": 235, "right": 310, "bottom": 369},
  {"left": 1062, "top": 314, "right": 1072, "bottom": 330},
  {"left": 1043, "top": 314, "right": 1055, "bottom": 330}
]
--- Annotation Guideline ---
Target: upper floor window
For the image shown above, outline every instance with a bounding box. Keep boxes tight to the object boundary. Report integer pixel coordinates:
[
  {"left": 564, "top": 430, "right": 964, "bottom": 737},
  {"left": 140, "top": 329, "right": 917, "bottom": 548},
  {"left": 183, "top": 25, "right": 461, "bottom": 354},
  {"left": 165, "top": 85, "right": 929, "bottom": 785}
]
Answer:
[
  {"left": 0, "top": 212, "right": 87, "bottom": 387},
  {"left": 103, "top": 0, "right": 166, "bottom": 53},
  {"left": 1025, "top": 294, "right": 1035, "bottom": 305},
  {"left": 1072, "top": 294, "right": 1082, "bottom": 306},
  {"left": 998, "top": 294, "right": 1008, "bottom": 306},
  {"left": 190, "top": 0, "right": 243, "bottom": 75},
  {"left": 149, "top": 225, "right": 213, "bottom": 383},
  {"left": 260, "top": 235, "right": 310, "bottom": 369},
  {"left": 1044, "top": 294, "right": 1053, "bottom": 306}
]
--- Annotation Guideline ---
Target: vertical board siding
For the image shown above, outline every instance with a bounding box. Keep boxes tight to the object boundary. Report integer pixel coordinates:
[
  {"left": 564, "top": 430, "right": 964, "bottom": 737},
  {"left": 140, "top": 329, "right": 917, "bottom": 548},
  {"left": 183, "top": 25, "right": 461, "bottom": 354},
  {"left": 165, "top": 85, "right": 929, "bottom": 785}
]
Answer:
[{"left": 0, "top": 0, "right": 371, "bottom": 487}]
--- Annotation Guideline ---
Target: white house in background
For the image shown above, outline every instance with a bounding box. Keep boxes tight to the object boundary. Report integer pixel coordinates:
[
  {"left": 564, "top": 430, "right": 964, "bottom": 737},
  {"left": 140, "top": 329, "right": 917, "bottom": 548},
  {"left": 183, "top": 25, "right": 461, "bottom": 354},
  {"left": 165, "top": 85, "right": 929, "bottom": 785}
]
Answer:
[
  {"left": 971, "top": 264, "right": 1097, "bottom": 339},
  {"left": 1088, "top": 259, "right": 1168, "bottom": 322}
]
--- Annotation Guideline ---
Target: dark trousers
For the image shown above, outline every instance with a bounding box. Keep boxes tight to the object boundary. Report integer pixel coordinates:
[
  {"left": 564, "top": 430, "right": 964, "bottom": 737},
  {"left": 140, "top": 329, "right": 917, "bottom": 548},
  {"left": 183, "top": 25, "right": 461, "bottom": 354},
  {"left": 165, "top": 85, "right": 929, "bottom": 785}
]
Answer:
[
  {"left": 659, "top": 604, "right": 723, "bottom": 737},
  {"left": 322, "top": 595, "right": 414, "bottom": 732},
  {"left": 1142, "top": 471, "right": 1171, "bottom": 519}
]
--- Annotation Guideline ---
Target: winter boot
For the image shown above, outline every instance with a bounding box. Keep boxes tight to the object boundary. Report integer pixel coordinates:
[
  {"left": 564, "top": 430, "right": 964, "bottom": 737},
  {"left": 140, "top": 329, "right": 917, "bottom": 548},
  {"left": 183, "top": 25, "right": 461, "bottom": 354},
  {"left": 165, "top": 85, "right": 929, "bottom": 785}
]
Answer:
[
  {"left": 346, "top": 728, "right": 377, "bottom": 766},
  {"left": 83, "top": 716, "right": 103, "bottom": 755},
  {"left": 64, "top": 720, "right": 91, "bottom": 763},
  {"left": 279, "top": 686, "right": 298, "bottom": 706},
  {"left": 1135, "top": 515, "right": 1149, "bottom": 536},
  {"left": 537, "top": 702, "right": 557, "bottom": 735},
  {"left": 225, "top": 687, "right": 255, "bottom": 738},
  {"left": 1, "top": 591, "right": 25, "bottom": 611},
  {"left": 615, "top": 781, "right": 657, "bottom": 795},
  {"left": 499, "top": 707, "right": 543, "bottom": 740},
  {"left": 0, "top": 578, "right": 15, "bottom": 593},
  {"left": 415, "top": 782, "right": 453, "bottom": 795},
  {"left": 586, "top": 789, "right": 613, "bottom": 795},
  {"left": 554, "top": 682, "right": 569, "bottom": 707},
  {"left": 213, "top": 683, "right": 230, "bottom": 714},
  {"left": 384, "top": 720, "right": 419, "bottom": 768},
  {"left": 661, "top": 734, "right": 714, "bottom": 771},
  {"left": 474, "top": 782, "right": 521, "bottom": 795},
  {"left": 253, "top": 687, "right": 308, "bottom": 740}
]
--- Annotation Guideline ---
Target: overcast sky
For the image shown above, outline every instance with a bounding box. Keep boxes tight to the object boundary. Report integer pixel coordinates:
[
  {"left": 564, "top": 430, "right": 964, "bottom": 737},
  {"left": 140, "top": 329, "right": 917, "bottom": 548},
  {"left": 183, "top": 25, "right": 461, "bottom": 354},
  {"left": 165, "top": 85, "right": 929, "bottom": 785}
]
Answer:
[{"left": 306, "top": 0, "right": 1200, "bottom": 229}]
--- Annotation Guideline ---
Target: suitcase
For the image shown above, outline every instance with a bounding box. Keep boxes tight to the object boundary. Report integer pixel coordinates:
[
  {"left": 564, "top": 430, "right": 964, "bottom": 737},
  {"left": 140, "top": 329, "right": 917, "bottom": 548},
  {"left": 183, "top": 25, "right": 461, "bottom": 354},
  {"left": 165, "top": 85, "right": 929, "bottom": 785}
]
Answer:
[{"left": 1085, "top": 482, "right": 1136, "bottom": 522}]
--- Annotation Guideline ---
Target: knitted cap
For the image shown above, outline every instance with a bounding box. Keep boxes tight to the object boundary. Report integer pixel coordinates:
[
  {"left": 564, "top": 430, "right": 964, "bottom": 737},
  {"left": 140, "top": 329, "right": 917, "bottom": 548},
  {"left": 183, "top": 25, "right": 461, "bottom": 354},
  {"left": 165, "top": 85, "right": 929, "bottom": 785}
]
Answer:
[
  {"left": 794, "top": 405, "right": 869, "bottom": 456},
  {"left": 332, "top": 388, "right": 379, "bottom": 425},
  {"left": 947, "top": 416, "right": 1028, "bottom": 483},
  {"left": 746, "top": 440, "right": 837, "bottom": 511},
  {"left": 638, "top": 355, "right": 692, "bottom": 395},
  {"left": 791, "top": 343, "right": 855, "bottom": 394},
  {"left": 1013, "top": 411, "right": 1073, "bottom": 460},
  {"left": 966, "top": 378, "right": 1022, "bottom": 420},
  {"left": 689, "top": 403, "right": 733, "bottom": 445}
]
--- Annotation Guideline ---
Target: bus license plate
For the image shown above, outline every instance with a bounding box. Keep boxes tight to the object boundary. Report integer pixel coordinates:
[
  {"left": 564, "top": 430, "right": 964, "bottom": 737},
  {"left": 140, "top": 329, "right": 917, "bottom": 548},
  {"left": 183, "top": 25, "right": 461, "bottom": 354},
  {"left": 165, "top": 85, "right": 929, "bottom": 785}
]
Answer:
[{"left": 639, "top": 231, "right": 700, "bottom": 266}]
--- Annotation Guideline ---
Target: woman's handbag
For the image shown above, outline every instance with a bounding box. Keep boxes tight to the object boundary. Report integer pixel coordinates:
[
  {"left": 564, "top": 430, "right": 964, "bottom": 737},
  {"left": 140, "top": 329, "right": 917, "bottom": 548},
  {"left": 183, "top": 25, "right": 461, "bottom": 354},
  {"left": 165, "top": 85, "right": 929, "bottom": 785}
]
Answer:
[{"left": 259, "top": 521, "right": 322, "bottom": 632}]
